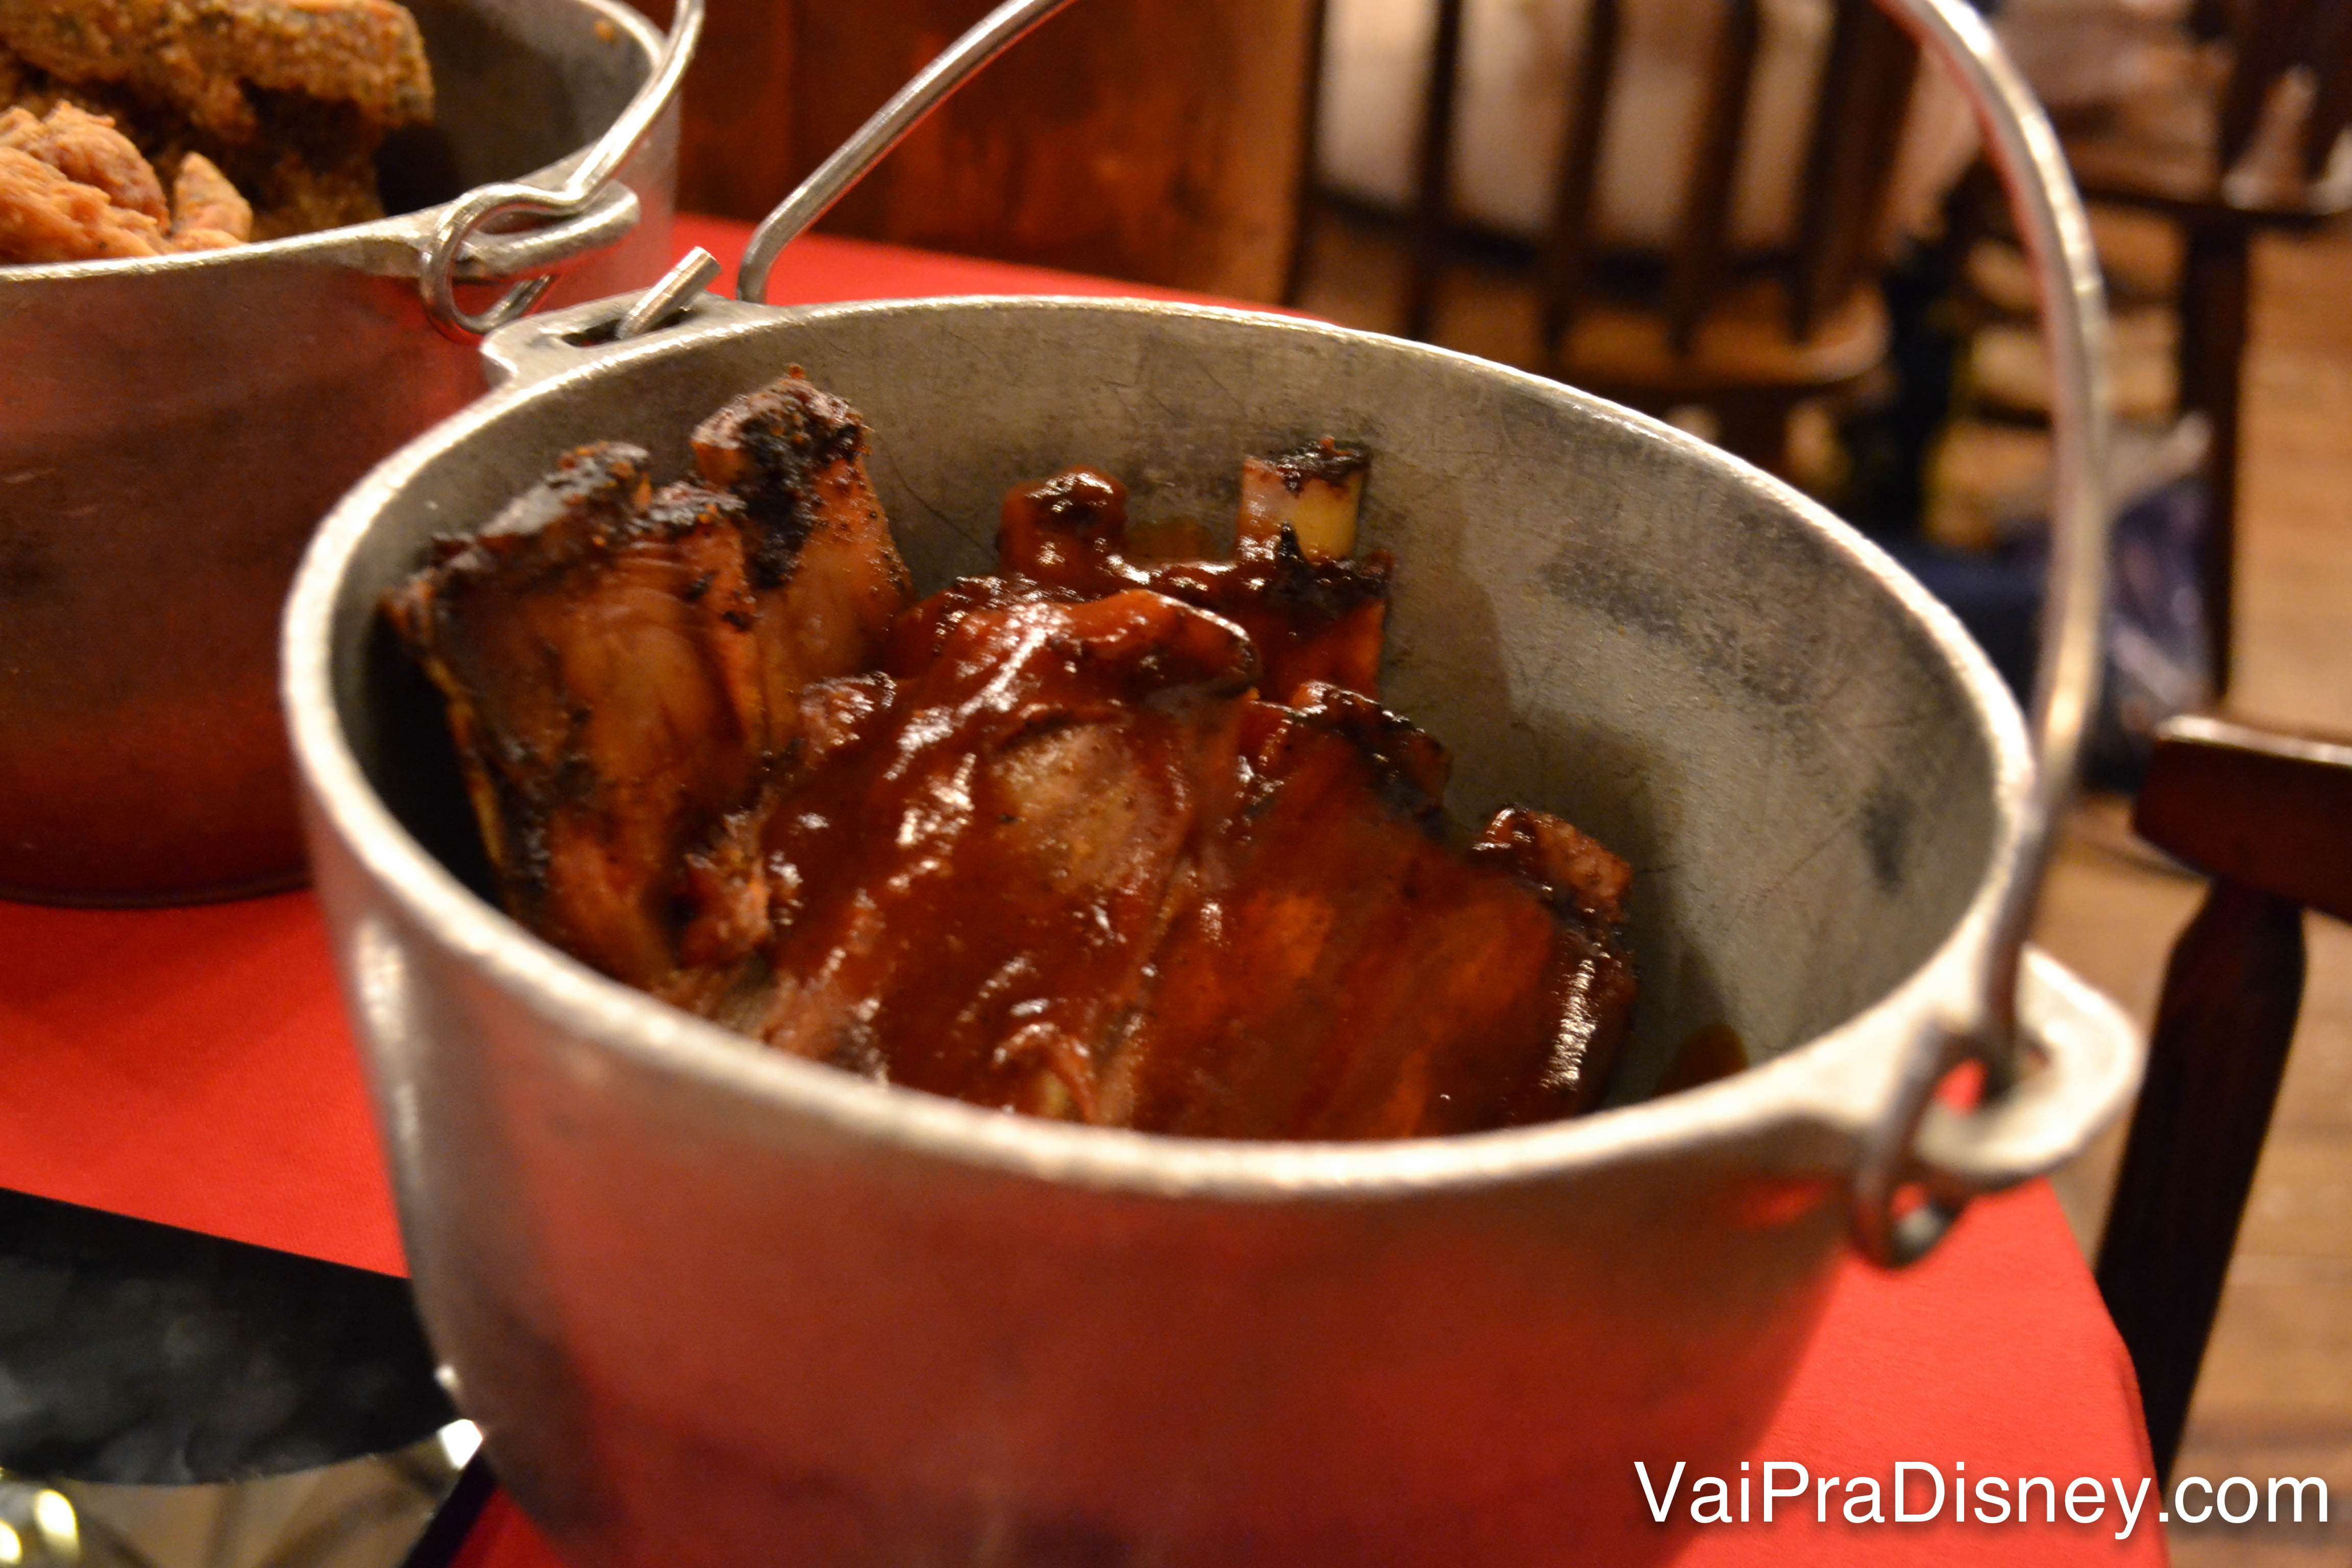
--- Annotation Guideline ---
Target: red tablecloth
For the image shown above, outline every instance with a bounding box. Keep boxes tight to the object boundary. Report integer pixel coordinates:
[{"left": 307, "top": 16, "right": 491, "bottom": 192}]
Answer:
[{"left": 0, "top": 218, "right": 2164, "bottom": 1565}]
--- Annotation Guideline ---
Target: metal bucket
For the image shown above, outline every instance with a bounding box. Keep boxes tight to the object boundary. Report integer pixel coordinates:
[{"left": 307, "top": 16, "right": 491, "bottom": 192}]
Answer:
[
  {"left": 282, "top": 0, "right": 2140, "bottom": 1562},
  {"left": 0, "top": 0, "right": 701, "bottom": 904}
]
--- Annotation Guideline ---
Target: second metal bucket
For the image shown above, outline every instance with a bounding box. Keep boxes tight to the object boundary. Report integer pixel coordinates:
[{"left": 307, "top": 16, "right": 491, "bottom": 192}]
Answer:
[{"left": 0, "top": 0, "right": 698, "bottom": 904}]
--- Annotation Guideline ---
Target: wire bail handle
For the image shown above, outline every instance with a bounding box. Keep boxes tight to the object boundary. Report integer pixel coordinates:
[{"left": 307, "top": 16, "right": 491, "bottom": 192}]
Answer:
[
  {"left": 419, "top": 0, "right": 707, "bottom": 337},
  {"left": 488, "top": 0, "right": 2113, "bottom": 1271},
  {"left": 1850, "top": 0, "right": 2114, "bottom": 1264}
]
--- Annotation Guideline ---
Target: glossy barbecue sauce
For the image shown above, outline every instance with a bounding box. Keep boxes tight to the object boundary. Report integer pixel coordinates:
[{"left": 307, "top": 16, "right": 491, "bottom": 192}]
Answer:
[
  {"left": 696, "top": 469, "right": 1638, "bottom": 1138},
  {"left": 998, "top": 468, "right": 1393, "bottom": 703},
  {"left": 395, "top": 376, "right": 1645, "bottom": 1141}
]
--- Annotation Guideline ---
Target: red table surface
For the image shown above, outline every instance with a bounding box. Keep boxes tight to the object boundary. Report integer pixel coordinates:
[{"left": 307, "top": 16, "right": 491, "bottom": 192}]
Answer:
[{"left": 0, "top": 217, "right": 2162, "bottom": 1565}]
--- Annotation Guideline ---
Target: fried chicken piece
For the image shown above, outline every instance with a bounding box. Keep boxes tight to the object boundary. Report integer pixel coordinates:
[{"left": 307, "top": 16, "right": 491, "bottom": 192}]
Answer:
[
  {"left": 0, "top": 102, "right": 185, "bottom": 262},
  {"left": 0, "top": 0, "right": 429, "bottom": 242},
  {"left": 233, "top": 104, "right": 386, "bottom": 237},
  {"left": 0, "top": 102, "right": 163, "bottom": 218},
  {"left": 1000, "top": 467, "right": 1391, "bottom": 703},
  {"left": 0, "top": 0, "right": 432, "bottom": 148},
  {"left": 0, "top": 144, "right": 162, "bottom": 262},
  {"left": 168, "top": 150, "right": 251, "bottom": 247},
  {"left": 1096, "top": 687, "right": 1634, "bottom": 1138},
  {"left": 0, "top": 54, "right": 156, "bottom": 167},
  {"left": 206, "top": 0, "right": 432, "bottom": 129},
  {"left": 0, "top": 104, "right": 253, "bottom": 258}
]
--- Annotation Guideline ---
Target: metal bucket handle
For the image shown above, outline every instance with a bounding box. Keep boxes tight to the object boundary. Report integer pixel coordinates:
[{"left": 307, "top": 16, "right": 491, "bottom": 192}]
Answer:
[
  {"left": 416, "top": 0, "right": 706, "bottom": 338},
  {"left": 536, "top": 0, "right": 2118, "bottom": 1268},
  {"left": 1846, "top": 0, "right": 2115, "bottom": 1265}
]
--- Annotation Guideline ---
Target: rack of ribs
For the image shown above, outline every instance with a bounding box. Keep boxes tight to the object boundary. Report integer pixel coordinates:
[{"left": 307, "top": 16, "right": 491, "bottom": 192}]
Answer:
[{"left": 387, "top": 376, "right": 1635, "bottom": 1139}]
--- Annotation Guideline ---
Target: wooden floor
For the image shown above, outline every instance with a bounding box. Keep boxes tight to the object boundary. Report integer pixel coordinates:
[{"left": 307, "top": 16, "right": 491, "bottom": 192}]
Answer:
[{"left": 1293, "top": 208, "right": 2352, "bottom": 1564}]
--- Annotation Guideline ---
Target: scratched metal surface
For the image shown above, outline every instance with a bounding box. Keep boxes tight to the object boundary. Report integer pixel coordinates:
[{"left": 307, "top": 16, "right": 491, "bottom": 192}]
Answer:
[
  {"left": 0, "top": 0, "right": 677, "bottom": 903},
  {"left": 282, "top": 296, "right": 2146, "bottom": 1568}
]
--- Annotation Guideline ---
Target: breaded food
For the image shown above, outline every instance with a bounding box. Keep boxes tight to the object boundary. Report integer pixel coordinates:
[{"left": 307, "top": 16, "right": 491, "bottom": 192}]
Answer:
[
  {"left": 0, "top": 141, "right": 165, "bottom": 260},
  {"left": 169, "top": 150, "right": 252, "bottom": 248},
  {"left": 0, "top": 100, "right": 163, "bottom": 217},
  {"left": 0, "top": 103, "right": 252, "bottom": 261},
  {"left": 0, "top": 0, "right": 432, "bottom": 253},
  {"left": 0, "top": 0, "right": 431, "bottom": 147}
]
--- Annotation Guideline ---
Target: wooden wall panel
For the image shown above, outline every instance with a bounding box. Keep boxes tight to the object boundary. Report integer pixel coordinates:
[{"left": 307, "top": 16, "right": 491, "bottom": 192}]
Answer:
[
  {"left": 641, "top": 0, "right": 1315, "bottom": 302},
  {"left": 669, "top": 0, "right": 799, "bottom": 222}
]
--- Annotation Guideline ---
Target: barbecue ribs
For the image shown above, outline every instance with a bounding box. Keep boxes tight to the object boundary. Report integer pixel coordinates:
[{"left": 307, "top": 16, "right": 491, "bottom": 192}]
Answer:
[{"left": 387, "top": 376, "right": 1635, "bottom": 1139}]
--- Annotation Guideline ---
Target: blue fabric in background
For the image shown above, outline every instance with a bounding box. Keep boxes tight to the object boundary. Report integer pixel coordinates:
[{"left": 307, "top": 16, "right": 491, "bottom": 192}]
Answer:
[{"left": 1887, "top": 474, "right": 2214, "bottom": 788}]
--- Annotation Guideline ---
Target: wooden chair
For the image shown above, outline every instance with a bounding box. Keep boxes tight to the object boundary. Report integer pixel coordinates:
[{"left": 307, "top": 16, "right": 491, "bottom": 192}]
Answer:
[
  {"left": 2054, "top": 0, "right": 2352, "bottom": 694},
  {"left": 1292, "top": 0, "right": 1928, "bottom": 477},
  {"left": 2093, "top": 713, "right": 2352, "bottom": 1479}
]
